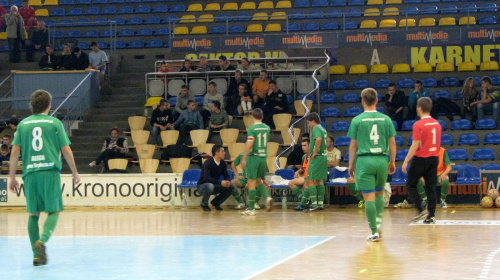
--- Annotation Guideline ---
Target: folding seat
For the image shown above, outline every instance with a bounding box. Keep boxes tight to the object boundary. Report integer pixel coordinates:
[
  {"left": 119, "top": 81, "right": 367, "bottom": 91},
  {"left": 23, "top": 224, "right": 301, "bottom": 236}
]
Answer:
[
  {"left": 35, "top": 9, "right": 49, "bottom": 16},
  {"left": 137, "top": 28, "right": 153, "bottom": 36},
  {"left": 383, "top": 8, "right": 399, "bottom": 16},
  {"left": 284, "top": 23, "right": 301, "bottom": 32},
  {"left": 235, "top": 13, "right": 252, "bottom": 21},
  {"left": 170, "top": 4, "right": 186, "bottom": 12},
  {"left": 111, "top": 40, "right": 126, "bottom": 49},
  {"left": 341, "top": 21, "right": 358, "bottom": 29},
  {"left": 392, "top": 121, "right": 398, "bottom": 131},
  {"left": 404, "top": 0, "right": 420, "bottom": 3},
  {"left": 349, "top": 0, "right": 364, "bottom": 5},
  {"left": 127, "top": 17, "right": 143, "bottom": 25},
  {"left": 480, "top": 16, "right": 497, "bottom": 25},
  {"left": 252, "top": 12, "right": 268, "bottom": 20},
  {"left": 152, "top": 5, "right": 168, "bottom": 13},
  {"left": 441, "top": 5, "right": 458, "bottom": 14},
  {"left": 439, "top": 17, "right": 456, "bottom": 26},
  {"left": 303, "top": 22, "right": 320, "bottom": 31},
  {"left": 441, "top": 133, "right": 454, "bottom": 145},
  {"left": 44, "top": 20, "right": 55, "bottom": 26},
  {"left": 396, "top": 149, "right": 409, "bottom": 162},
  {"left": 271, "top": 12, "right": 287, "bottom": 20},
  {"left": 480, "top": 3, "right": 497, "bottom": 13},
  {"left": 111, "top": 17, "right": 126, "bottom": 25},
  {"left": 459, "top": 16, "right": 476, "bottom": 26},
  {"left": 350, "top": 79, "right": 369, "bottom": 89},
  {"left": 330, "top": 79, "right": 349, "bottom": 90},
  {"left": 423, "top": 0, "right": 439, "bottom": 3},
  {"left": 345, "top": 9, "right": 362, "bottom": 17},
  {"left": 401, "top": 7, "right": 418, "bottom": 15},
  {"left": 475, "top": 119, "right": 496, "bottom": 130},
  {"left": 180, "top": 15, "right": 196, "bottom": 23},
  {"left": 78, "top": 41, "right": 90, "bottom": 50},
  {"left": 318, "top": 80, "right": 328, "bottom": 90},
  {"left": 97, "top": 41, "right": 107, "bottom": 49},
  {"left": 312, "top": 0, "right": 328, "bottom": 7},
  {"left": 320, "top": 93, "right": 337, "bottom": 104},
  {"left": 276, "top": 1, "right": 292, "bottom": 9},
  {"left": 480, "top": 61, "right": 499, "bottom": 71},
  {"left": 458, "top": 133, "right": 479, "bottom": 145},
  {"left": 480, "top": 164, "right": 500, "bottom": 171},
  {"left": 76, "top": 18, "right": 91, "bottom": 26},
  {"left": 258, "top": 1, "right": 274, "bottom": 9},
  {"left": 59, "top": 19, "right": 73, "bottom": 26},
  {"left": 187, "top": 4, "right": 202, "bottom": 12},
  {"left": 464, "top": 76, "right": 481, "bottom": 86},
  {"left": 367, "top": 0, "right": 382, "bottom": 4},
  {"left": 376, "top": 106, "right": 385, "bottom": 114},
  {"left": 209, "top": 25, "right": 226, "bottom": 34},
  {"left": 441, "top": 77, "right": 459, "bottom": 87},
  {"left": 83, "top": 29, "right": 99, "bottom": 38},
  {"left": 146, "top": 39, "right": 163, "bottom": 48},
  {"left": 364, "top": 8, "right": 380, "bottom": 16},
  {"left": 341, "top": 92, "right": 360, "bottom": 103},
  {"left": 414, "top": 63, "right": 432, "bottom": 73},
  {"left": 246, "top": 24, "right": 263, "bottom": 32},
  {"left": 334, "top": 136, "right": 351, "bottom": 147},
  {"left": 92, "top": 0, "right": 107, "bottom": 3},
  {"left": 144, "top": 16, "right": 161, "bottom": 25},
  {"left": 161, "top": 15, "right": 178, "bottom": 24},
  {"left": 491, "top": 76, "right": 500, "bottom": 86},
  {"left": 421, "top": 6, "right": 438, "bottom": 14},
  {"left": 330, "top": 121, "right": 350, "bottom": 132},
  {"left": 190, "top": 26, "right": 207, "bottom": 35},
  {"left": 101, "top": 7, "right": 116, "bottom": 15},
  {"left": 330, "top": 0, "right": 346, "bottom": 6},
  {"left": 453, "top": 164, "right": 474, "bottom": 172},
  {"left": 349, "top": 64, "right": 367, "bottom": 74},
  {"left": 83, "top": 7, "right": 98, "bottom": 15},
  {"left": 438, "top": 119, "right": 447, "bottom": 131},
  {"left": 343, "top": 106, "right": 363, "bottom": 117},
  {"left": 67, "top": 8, "right": 83, "bottom": 15},
  {"left": 326, "top": 10, "right": 343, "bottom": 18},
  {"left": 76, "top": 0, "right": 90, "bottom": 4},
  {"left": 396, "top": 78, "right": 414, "bottom": 89},
  {"left": 240, "top": 2, "right": 257, "bottom": 10},
  {"left": 66, "top": 30, "right": 81, "bottom": 38},
  {"left": 126, "top": 0, "right": 141, "bottom": 3},
  {"left": 394, "top": 135, "right": 404, "bottom": 146},
  {"left": 198, "top": 15, "right": 215, "bottom": 23},
  {"left": 308, "top": 10, "right": 324, "bottom": 19},
  {"left": 174, "top": 26, "right": 189, "bottom": 35},
  {"left": 215, "top": 14, "right": 232, "bottom": 22},
  {"left": 229, "top": 25, "right": 244, "bottom": 33},
  {"left": 454, "top": 90, "right": 462, "bottom": 101},
  {"left": 100, "top": 29, "right": 116, "bottom": 37},
  {"left": 402, "top": 120, "right": 417, "bottom": 131},
  {"left": 472, "top": 148, "right": 495, "bottom": 161},
  {"left": 321, "top": 107, "right": 340, "bottom": 118},
  {"left": 119, "top": 28, "right": 134, "bottom": 37},
  {"left": 59, "top": 0, "right": 74, "bottom": 4},
  {"left": 374, "top": 78, "right": 391, "bottom": 89},
  {"left": 294, "top": 0, "right": 310, "bottom": 8},
  {"left": 432, "top": 90, "right": 451, "bottom": 100},
  {"left": 399, "top": 19, "right": 416, "bottom": 27},
  {"left": 109, "top": 0, "right": 124, "bottom": 2},
  {"left": 436, "top": 62, "right": 454, "bottom": 72},
  {"left": 379, "top": 19, "right": 396, "bottom": 28},
  {"left": 458, "top": 61, "right": 476, "bottom": 71},
  {"left": 205, "top": 3, "right": 221, "bottom": 11},
  {"left": 420, "top": 77, "right": 437, "bottom": 87},
  {"left": 460, "top": 4, "right": 477, "bottom": 14},
  {"left": 419, "top": 18, "right": 436, "bottom": 27},
  {"left": 448, "top": 148, "right": 468, "bottom": 161},
  {"left": 118, "top": 6, "right": 133, "bottom": 14},
  {"left": 329, "top": 65, "right": 346, "bottom": 75},
  {"left": 322, "top": 22, "right": 338, "bottom": 30},
  {"left": 392, "top": 63, "right": 411, "bottom": 73}
]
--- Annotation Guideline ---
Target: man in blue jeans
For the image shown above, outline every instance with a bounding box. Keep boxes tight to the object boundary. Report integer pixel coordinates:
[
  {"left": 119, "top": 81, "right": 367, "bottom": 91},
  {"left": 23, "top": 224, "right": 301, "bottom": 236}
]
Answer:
[
  {"left": 196, "top": 145, "right": 236, "bottom": 211},
  {"left": 173, "top": 100, "right": 203, "bottom": 145}
]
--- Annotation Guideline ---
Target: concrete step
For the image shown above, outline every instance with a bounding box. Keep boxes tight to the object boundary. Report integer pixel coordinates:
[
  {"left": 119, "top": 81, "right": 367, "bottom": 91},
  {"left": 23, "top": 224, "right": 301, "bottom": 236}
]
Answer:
[
  {"left": 97, "top": 100, "right": 142, "bottom": 108},
  {"left": 72, "top": 126, "right": 128, "bottom": 136},
  {"left": 78, "top": 121, "right": 129, "bottom": 129},
  {"left": 105, "top": 86, "right": 145, "bottom": 96},
  {"left": 83, "top": 113, "right": 134, "bottom": 123},
  {"left": 84, "top": 107, "right": 144, "bottom": 116},
  {"left": 99, "top": 93, "right": 144, "bottom": 102}
]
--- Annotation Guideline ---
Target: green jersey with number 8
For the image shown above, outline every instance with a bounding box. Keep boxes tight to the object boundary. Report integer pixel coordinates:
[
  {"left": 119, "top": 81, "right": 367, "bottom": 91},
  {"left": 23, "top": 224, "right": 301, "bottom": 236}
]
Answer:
[
  {"left": 12, "top": 114, "right": 71, "bottom": 176},
  {"left": 347, "top": 111, "right": 396, "bottom": 156},
  {"left": 247, "top": 123, "right": 270, "bottom": 157}
]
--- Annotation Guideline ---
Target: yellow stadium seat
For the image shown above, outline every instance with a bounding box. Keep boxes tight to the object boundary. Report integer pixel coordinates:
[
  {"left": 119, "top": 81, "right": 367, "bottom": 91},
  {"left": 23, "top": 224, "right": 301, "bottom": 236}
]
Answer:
[
  {"left": 191, "top": 26, "right": 207, "bottom": 34},
  {"left": 222, "top": 3, "right": 239, "bottom": 11},
  {"left": 386, "top": 0, "right": 402, "bottom": 4},
  {"left": 380, "top": 19, "right": 396, "bottom": 28},
  {"left": 270, "top": 12, "right": 287, "bottom": 20},
  {"left": 252, "top": 12, "right": 268, "bottom": 20},
  {"left": 240, "top": 2, "right": 257, "bottom": 10},
  {"left": 436, "top": 62, "right": 454, "bottom": 72},
  {"left": 329, "top": 65, "right": 346, "bottom": 75},
  {"left": 360, "top": 20, "right": 377, "bottom": 29},
  {"left": 480, "top": 61, "right": 500, "bottom": 71},
  {"left": 264, "top": 23, "right": 281, "bottom": 32},
  {"left": 349, "top": 64, "right": 368, "bottom": 74},
  {"left": 144, "top": 97, "right": 163, "bottom": 107},
  {"left": 187, "top": 4, "right": 203, "bottom": 12},
  {"left": 35, "top": 9, "right": 49, "bottom": 17},
  {"left": 439, "top": 17, "right": 456, "bottom": 26},
  {"left": 42, "top": 0, "right": 58, "bottom": 5},
  {"left": 246, "top": 24, "right": 263, "bottom": 32},
  {"left": 459, "top": 16, "right": 476, "bottom": 26},
  {"left": 399, "top": 19, "right": 416, "bottom": 27},
  {"left": 276, "top": 0, "right": 292, "bottom": 9},
  {"left": 367, "top": 0, "right": 383, "bottom": 5},
  {"left": 457, "top": 62, "right": 477, "bottom": 72},
  {"left": 414, "top": 63, "right": 433, "bottom": 73},
  {"left": 383, "top": 7, "right": 399, "bottom": 16},
  {"left": 198, "top": 14, "right": 214, "bottom": 23},
  {"left": 370, "top": 64, "right": 389, "bottom": 74},
  {"left": 179, "top": 15, "right": 196, "bottom": 23},
  {"left": 419, "top": 18, "right": 436, "bottom": 27},
  {"left": 364, "top": 8, "right": 380, "bottom": 16},
  {"left": 174, "top": 26, "right": 189, "bottom": 35},
  {"left": 205, "top": 3, "right": 221, "bottom": 11},
  {"left": 28, "top": 0, "right": 42, "bottom": 6},
  {"left": 258, "top": 1, "right": 274, "bottom": 9},
  {"left": 0, "top": 32, "right": 7, "bottom": 40},
  {"left": 392, "top": 63, "right": 411, "bottom": 73}
]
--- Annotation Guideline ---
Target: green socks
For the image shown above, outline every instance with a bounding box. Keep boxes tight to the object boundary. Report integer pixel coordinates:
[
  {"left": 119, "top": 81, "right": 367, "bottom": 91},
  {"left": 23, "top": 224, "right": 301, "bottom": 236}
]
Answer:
[
  {"left": 317, "top": 185, "right": 325, "bottom": 207},
  {"left": 300, "top": 188, "right": 310, "bottom": 206},
  {"left": 417, "top": 179, "right": 427, "bottom": 200},
  {"left": 256, "top": 184, "right": 269, "bottom": 198},
  {"left": 232, "top": 189, "right": 244, "bottom": 204},
  {"left": 248, "top": 189, "right": 256, "bottom": 210},
  {"left": 347, "top": 182, "right": 363, "bottom": 201},
  {"left": 40, "top": 213, "right": 59, "bottom": 243},
  {"left": 28, "top": 215, "right": 40, "bottom": 256},
  {"left": 291, "top": 186, "right": 302, "bottom": 198},
  {"left": 365, "top": 201, "right": 378, "bottom": 235},
  {"left": 441, "top": 180, "right": 449, "bottom": 201},
  {"left": 309, "top": 185, "right": 318, "bottom": 207},
  {"left": 375, "top": 195, "right": 385, "bottom": 229}
]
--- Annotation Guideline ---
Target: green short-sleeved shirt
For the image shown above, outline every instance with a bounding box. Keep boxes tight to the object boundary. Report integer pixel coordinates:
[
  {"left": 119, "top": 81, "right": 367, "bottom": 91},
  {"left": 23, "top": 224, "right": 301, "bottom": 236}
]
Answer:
[
  {"left": 247, "top": 122, "right": 270, "bottom": 157},
  {"left": 310, "top": 125, "right": 327, "bottom": 157},
  {"left": 347, "top": 111, "right": 396, "bottom": 156},
  {"left": 12, "top": 114, "right": 71, "bottom": 177},
  {"left": 233, "top": 152, "right": 247, "bottom": 178}
]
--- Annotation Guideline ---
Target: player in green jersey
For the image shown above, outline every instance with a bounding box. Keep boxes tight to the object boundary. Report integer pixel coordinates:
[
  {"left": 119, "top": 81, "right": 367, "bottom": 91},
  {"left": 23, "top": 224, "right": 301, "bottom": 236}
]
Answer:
[
  {"left": 231, "top": 152, "right": 263, "bottom": 210},
  {"left": 240, "top": 109, "right": 273, "bottom": 216},
  {"left": 8, "top": 90, "right": 80, "bottom": 266},
  {"left": 305, "top": 112, "right": 328, "bottom": 212},
  {"left": 347, "top": 88, "right": 396, "bottom": 242}
]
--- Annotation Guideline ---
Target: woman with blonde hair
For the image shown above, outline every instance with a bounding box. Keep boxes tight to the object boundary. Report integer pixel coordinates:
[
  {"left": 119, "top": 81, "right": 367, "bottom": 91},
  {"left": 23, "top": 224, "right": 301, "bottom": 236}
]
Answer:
[{"left": 461, "top": 77, "right": 478, "bottom": 125}]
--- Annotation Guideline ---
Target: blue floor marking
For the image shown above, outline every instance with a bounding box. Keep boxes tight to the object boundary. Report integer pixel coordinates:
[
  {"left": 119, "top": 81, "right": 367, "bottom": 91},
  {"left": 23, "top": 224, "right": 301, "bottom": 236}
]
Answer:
[{"left": 0, "top": 236, "right": 330, "bottom": 280}]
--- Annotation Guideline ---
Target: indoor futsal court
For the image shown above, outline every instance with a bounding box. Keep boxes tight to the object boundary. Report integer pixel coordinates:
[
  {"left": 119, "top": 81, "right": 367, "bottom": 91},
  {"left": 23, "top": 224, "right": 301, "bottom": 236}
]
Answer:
[{"left": 1, "top": 206, "right": 499, "bottom": 279}]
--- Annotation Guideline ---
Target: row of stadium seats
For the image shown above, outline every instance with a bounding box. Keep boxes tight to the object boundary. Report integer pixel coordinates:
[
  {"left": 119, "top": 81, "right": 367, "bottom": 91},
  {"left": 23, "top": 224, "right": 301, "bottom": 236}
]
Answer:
[
  {"left": 0, "top": 39, "right": 168, "bottom": 51},
  {"left": 332, "top": 63, "right": 500, "bottom": 76},
  {"left": 1, "top": 0, "right": 58, "bottom": 6}
]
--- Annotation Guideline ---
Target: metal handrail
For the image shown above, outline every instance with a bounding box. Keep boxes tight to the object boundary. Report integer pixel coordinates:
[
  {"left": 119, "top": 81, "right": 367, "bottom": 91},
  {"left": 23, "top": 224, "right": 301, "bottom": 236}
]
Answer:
[
  {"left": 0, "top": 74, "right": 13, "bottom": 117},
  {"left": 274, "top": 51, "right": 330, "bottom": 170}
]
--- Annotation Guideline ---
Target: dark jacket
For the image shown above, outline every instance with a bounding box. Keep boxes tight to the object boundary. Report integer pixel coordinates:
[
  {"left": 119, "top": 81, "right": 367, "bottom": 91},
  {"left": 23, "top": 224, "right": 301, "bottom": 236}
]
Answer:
[
  {"left": 384, "top": 89, "right": 408, "bottom": 109},
  {"left": 265, "top": 89, "right": 289, "bottom": 112},
  {"left": 57, "top": 54, "right": 72, "bottom": 70},
  {"left": 39, "top": 54, "right": 58, "bottom": 69},
  {"left": 150, "top": 108, "right": 173, "bottom": 127},
  {"left": 287, "top": 144, "right": 304, "bottom": 166},
  {"left": 197, "top": 157, "right": 230, "bottom": 185},
  {"left": 179, "top": 66, "right": 196, "bottom": 72},
  {"left": 30, "top": 29, "right": 49, "bottom": 47},
  {"left": 227, "top": 77, "right": 251, "bottom": 98},
  {"left": 70, "top": 52, "right": 90, "bottom": 70},
  {"left": 214, "top": 62, "right": 235, "bottom": 71}
]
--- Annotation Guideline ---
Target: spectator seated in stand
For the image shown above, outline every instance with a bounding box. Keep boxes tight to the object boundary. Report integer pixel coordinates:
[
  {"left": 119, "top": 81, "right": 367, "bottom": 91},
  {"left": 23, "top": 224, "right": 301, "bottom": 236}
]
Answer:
[
  {"left": 213, "top": 55, "right": 235, "bottom": 71},
  {"left": 88, "top": 41, "right": 108, "bottom": 83},
  {"left": 89, "top": 127, "right": 129, "bottom": 170},
  {"left": 201, "top": 81, "right": 225, "bottom": 127},
  {"left": 237, "top": 57, "right": 262, "bottom": 71},
  {"left": 2, "top": 134, "right": 13, "bottom": 150},
  {"left": 173, "top": 100, "right": 203, "bottom": 145},
  {"left": 226, "top": 69, "right": 251, "bottom": 115},
  {"left": 0, "top": 144, "right": 10, "bottom": 164},
  {"left": 57, "top": 43, "right": 73, "bottom": 70},
  {"left": 470, "top": 76, "right": 500, "bottom": 128},
  {"left": 39, "top": 44, "right": 57, "bottom": 70},
  {"left": 19, "top": 0, "right": 37, "bottom": 31},
  {"left": 460, "top": 77, "right": 479, "bottom": 126},
  {"left": 26, "top": 20, "right": 48, "bottom": 62},
  {"left": 408, "top": 80, "right": 430, "bottom": 120},
  {"left": 252, "top": 69, "right": 270, "bottom": 109},
  {"left": 384, "top": 83, "right": 408, "bottom": 131},
  {"left": 150, "top": 98, "right": 174, "bottom": 146},
  {"left": 263, "top": 80, "right": 289, "bottom": 129},
  {"left": 326, "top": 136, "right": 341, "bottom": 168},
  {"left": 195, "top": 55, "right": 213, "bottom": 72},
  {"left": 157, "top": 60, "right": 172, "bottom": 74},
  {"left": 208, "top": 100, "right": 229, "bottom": 144},
  {"left": 286, "top": 133, "right": 309, "bottom": 171},
  {"left": 179, "top": 58, "right": 196, "bottom": 72},
  {"left": 173, "top": 85, "right": 196, "bottom": 121},
  {"left": 69, "top": 46, "right": 89, "bottom": 70}
]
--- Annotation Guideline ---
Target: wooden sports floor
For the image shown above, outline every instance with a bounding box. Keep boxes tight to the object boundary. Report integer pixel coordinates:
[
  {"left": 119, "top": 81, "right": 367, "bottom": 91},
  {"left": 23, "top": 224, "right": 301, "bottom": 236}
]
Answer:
[{"left": 1, "top": 206, "right": 499, "bottom": 280}]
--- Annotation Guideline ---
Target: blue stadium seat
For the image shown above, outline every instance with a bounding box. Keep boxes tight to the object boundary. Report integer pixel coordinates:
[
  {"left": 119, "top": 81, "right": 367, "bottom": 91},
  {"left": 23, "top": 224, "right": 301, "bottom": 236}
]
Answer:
[
  {"left": 441, "top": 5, "right": 458, "bottom": 14},
  {"left": 97, "top": 41, "right": 107, "bottom": 49},
  {"left": 101, "top": 7, "right": 116, "bottom": 14},
  {"left": 441, "top": 77, "right": 460, "bottom": 87},
  {"left": 127, "top": 17, "right": 143, "bottom": 25},
  {"left": 402, "top": 120, "right": 417, "bottom": 131},
  {"left": 448, "top": 148, "right": 468, "bottom": 161},
  {"left": 421, "top": 6, "right": 438, "bottom": 14},
  {"left": 319, "top": 81, "right": 327, "bottom": 90},
  {"left": 423, "top": 0, "right": 439, "bottom": 3},
  {"left": 343, "top": 152, "right": 350, "bottom": 163},
  {"left": 111, "top": 40, "right": 126, "bottom": 49},
  {"left": 343, "top": 106, "right": 363, "bottom": 117},
  {"left": 330, "top": 0, "right": 346, "bottom": 6},
  {"left": 441, "top": 134, "right": 454, "bottom": 145},
  {"left": 465, "top": 76, "right": 481, "bottom": 86},
  {"left": 303, "top": 22, "right": 320, "bottom": 31},
  {"left": 287, "top": 95, "right": 294, "bottom": 104},
  {"left": 345, "top": 9, "right": 362, "bottom": 17},
  {"left": 330, "top": 121, "right": 350, "bottom": 132},
  {"left": 76, "top": 0, "right": 91, "bottom": 4},
  {"left": 458, "top": 133, "right": 479, "bottom": 145},
  {"left": 451, "top": 119, "right": 470, "bottom": 130},
  {"left": 438, "top": 119, "right": 447, "bottom": 131},
  {"left": 83, "top": 29, "right": 99, "bottom": 38},
  {"left": 127, "top": 0, "right": 141, "bottom": 3},
  {"left": 162, "top": 16, "right": 179, "bottom": 24},
  {"left": 377, "top": 92, "right": 382, "bottom": 102},
  {"left": 59, "top": 0, "right": 74, "bottom": 4},
  {"left": 442, "top": 0, "right": 458, "bottom": 2},
  {"left": 479, "top": 16, "right": 497, "bottom": 25},
  {"left": 330, "top": 80, "right": 348, "bottom": 90},
  {"left": 195, "top": 96, "right": 204, "bottom": 106},
  {"left": 146, "top": 39, "right": 163, "bottom": 48},
  {"left": 235, "top": 13, "right": 251, "bottom": 21},
  {"left": 152, "top": 5, "right": 168, "bottom": 13},
  {"left": 453, "top": 164, "right": 473, "bottom": 171},
  {"left": 229, "top": 25, "right": 244, "bottom": 33},
  {"left": 215, "top": 14, "right": 232, "bottom": 22},
  {"left": 421, "top": 77, "right": 437, "bottom": 88},
  {"left": 320, "top": 93, "right": 337, "bottom": 103},
  {"left": 109, "top": 0, "right": 124, "bottom": 2},
  {"left": 402, "top": 7, "right": 419, "bottom": 16},
  {"left": 397, "top": 78, "right": 415, "bottom": 88},
  {"left": 455, "top": 165, "right": 480, "bottom": 185},
  {"left": 480, "top": 3, "right": 497, "bottom": 13},
  {"left": 395, "top": 135, "right": 404, "bottom": 146},
  {"left": 67, "top": 8, "right": 83, "bottom": 16},
  {"left": 76, "top": 18, "right": 91, "bottom": 26},
  {"left": 341, "top": 92, "right": 360, "bottom": 103},
  {"left": 491, "top": 76, "right": 500, "bottom": 86},
  {"left": 111, "top": 17, "right": 126, "bottom": 25},
  {"left": 376, "top": 106, "right": 385, "bottom": 114},
  {"left": 178, "top": 169, "right": 201, "bottom": 189},
  {"left": 50, "top": 8, "right": 65, "bottom": 16},
  {"left": 392, "top": 121, "right": 398, "bottom": 131},
  {"left": 209, "top": 25, "right": 226, "bottom": 34},
  {"left": 170, "top": 4, "right": 186, "bottom": 12},
  {"left": 100, "top": 29, "right": 116, "bottom": 37},
  {"left": 349, "top": 0, "right": 364, "bottom": 6},
  {"left": 407, "top": 135, "right": 413, "bottom": 146},
  {"left": 168, "top": 97, "right": 177, "bottom": 107},
  {"left": 135, "top": 6, "right": 151, "bottom": 13},
  {"left": 94, "top": 18, "right": 108, "bottom": 25},
  {"left": 118, "top": 6, "right": 134, "bottom": 14},
  {"left": 119, "top": 28, "right": 134, "bottom": 37},
  {"left": 93, "top": 0, "right": 107, "bottom": 3},
  {"left": 326, "top": 10, "right": 343, "bottom": 18},
  {"left": 396, "top": 149, "right": 408, "bottom": 162},
  {"left": 472, "top": 148, "right": 495, "bottom": 161},
  {"left": 484, "top": 133, "right": 500, "bottom": 145},
  {"left": 334, "top": 136, "right": 351, "bottom": 147},
  {"left": 460, "top": 4, "right": 477, "bottom": 13},
  {"left": 476, "top": 118, "right": 496, "bottom": 130},
  {"left": 44, "top": 20, "right": 56, "bottom": 27},
  {"left": 321, "top": 107, "right": 340, "bottom": 118},
  {"left": 432, "top": 90, "right": 451, "bottom": 100},
  {"left": 66, "top": 30, "right": 81, "bottom": 38},
  {"left": 284, "top": 23, "right": 301, "bottom": 32},
  {"left": 352, "top": 79, "right": 370, "bottom": 89},
  {"left": 59, "top": 19, "right": 73, "bottom": 26},
  {"left": 454, "top": 90, "right": 462, "bottom": 101},
  {"left": 374, "top": 78, "right": 391, "bottom": 89},
  {"left": 308, "top": 11, "right": 324, "bottom": 19},
  {"left": 294, "top": 0, "right": 310, "bottom": 8},
  {"left": 296, "top": 94, "right": 316, "bottom": 102},
  {"left": 312, "top": 0, "right": 328, "bottom": 7},
  {"left": 50, "top": 30, "right": 63, "bottom": 38},
  {"left": 270, "top": 169, "right": 295, "bottom": 188},
  {"left": 326, "top": 168, "right": 349, "bottom": 186},
  {"left": 137, "top": 28, "right": 153, "bottom": 36},
  {"left": 321, "top": 121, "right": 327, "bottom": 130},
  {"left": 78, "top": 41, "right": 90, "bottom": 50},
  {"left": 404, "top": 0, "right": 421, "bottom": 3},
  {"left": 145, "top": 16, "right": 161, "bottom": 24},
  {"left": 85, "top": 7, "right": 99, "bottom": 15},
  {"left": 390, "top": 167, "right": 407, "bottom": 186},
  {"left": 480, "top": 163, "right": 500, "bottom": 171},
  {"left": 341, "top": 21, "right": 358, "bottom": 29},
  {"left": 289, "top": 11, "right": 306, "bottom": 20}
]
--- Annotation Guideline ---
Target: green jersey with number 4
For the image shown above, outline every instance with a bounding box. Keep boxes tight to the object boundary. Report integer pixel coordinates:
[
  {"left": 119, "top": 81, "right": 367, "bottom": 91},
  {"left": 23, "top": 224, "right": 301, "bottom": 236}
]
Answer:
[
  {"left": 347, "top": 111, "right": 396, "bottom": 156},
  {"left": 247, "top": 122, "right": 270, "bottom": 157},
  {"left": 310, "top": 125, "right": 327, "bottom": 157},
  {"left": 12, "top": 114, "right": 71, "bottom": 176}
]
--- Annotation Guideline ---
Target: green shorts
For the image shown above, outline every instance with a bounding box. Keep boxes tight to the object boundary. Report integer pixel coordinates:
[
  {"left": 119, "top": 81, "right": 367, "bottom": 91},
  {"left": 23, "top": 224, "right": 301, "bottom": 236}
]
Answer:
[
  {"left": 306, "top": 155, "right": 327, "bottom": 181},
  {"left": 246, "top": 155, "right": 267, "bottom": 180},
  {"left": 237, "top": 178, "right": 248, "bottom": 187},
  {"left": 354, "top": 155, "right": 388, "bottom": 192},
  {"left": 23, "top": 169, "right": 64, "bottom": 214}
]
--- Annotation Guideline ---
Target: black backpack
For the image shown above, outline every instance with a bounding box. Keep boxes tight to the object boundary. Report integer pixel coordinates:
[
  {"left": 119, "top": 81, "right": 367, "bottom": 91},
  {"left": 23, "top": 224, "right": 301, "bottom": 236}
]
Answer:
[{"left": 161, "top": 144, "right": 193, "bottom": 160}]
